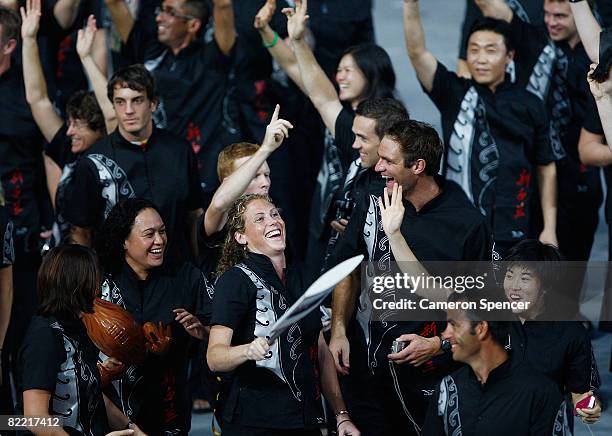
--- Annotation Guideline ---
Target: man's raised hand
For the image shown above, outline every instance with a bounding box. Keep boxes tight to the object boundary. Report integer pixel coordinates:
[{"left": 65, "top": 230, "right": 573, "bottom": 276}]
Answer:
[
  {"left": 378, "top": 183, "right": 405, "bottom": 238},
  {"left": 76, "top": 15, "right": 98, "bottom": 60},
  {"left": 254, "top": 0, "right": 276, "bottom": 30},
  {"left": 282, "top": 0, "right": 309, "bottom": 41},
  {"left": 261, "top": 104, "right": 293, "bottom": 151},
  {"left": 20, "top": 0, "right": 41, "bottom": 40}
]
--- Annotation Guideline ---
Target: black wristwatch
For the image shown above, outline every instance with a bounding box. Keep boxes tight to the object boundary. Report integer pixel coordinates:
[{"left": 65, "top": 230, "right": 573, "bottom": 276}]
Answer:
[{"left": 440, "top": 338, "right": 452, "bottom": 354}]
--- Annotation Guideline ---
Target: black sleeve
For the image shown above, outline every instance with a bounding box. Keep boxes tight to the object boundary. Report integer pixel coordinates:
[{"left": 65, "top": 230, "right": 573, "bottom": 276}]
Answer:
[
  {"left": 0, "top": 207, "right": 14, "bottom": 268},
  {"left": 565, "top": 324, "right": 600, "bottom": 393},
  {"left": 422, "top": 382, "right": 445, "bottom": 436},
  {"left": 334, "top": 108, "right": 357, "bottom": 168},
  {"left": 596, "top": 0, "right": 612, "bottom": 27},
  {"left": 45, "top": 124, "right": 74, "bottom": 168},
  {"left": 121, "top": 18, "right": 166, "bottom": 64},
  {"left": 18, "top": 320, "right": 65, "bottom": 392},
  {"left": 210, "top": 268, "right": 252, "bottom": 330},
  {"left": 583, "top": 96, "right": 604, "bottom": 135},
  {"left": 530, "top": 96, "right": 562, "bottom": 164},
  {"left": 63, "top": 157, "right": 102, "bottom": 228},
  {"left": 425, "top": 62, "right": 467, "bottom": 115}
]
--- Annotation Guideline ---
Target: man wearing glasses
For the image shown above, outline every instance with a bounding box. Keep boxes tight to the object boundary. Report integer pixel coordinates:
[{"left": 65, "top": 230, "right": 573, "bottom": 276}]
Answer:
[{"left": 106, "top": 0, "right": 238, "bottom": 205}]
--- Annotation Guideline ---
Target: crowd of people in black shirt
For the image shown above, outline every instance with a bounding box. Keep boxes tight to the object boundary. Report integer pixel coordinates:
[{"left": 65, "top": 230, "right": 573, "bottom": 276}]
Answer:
[{"left": 0, "top": 0, "right": 611, "bottom": 434}]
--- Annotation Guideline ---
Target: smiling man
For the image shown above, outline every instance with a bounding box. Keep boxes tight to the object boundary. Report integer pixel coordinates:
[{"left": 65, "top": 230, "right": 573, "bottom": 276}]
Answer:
[
  {"left": 327, "top": 119, "right": 491, "bottom": 436},
  {"left": 403, "top": 0, "right": 563, "bottom": 258},
  {"left": 424, "top": 297, "right": 564, "bottom": 435},
  {"left": 64, "top": 64, "right": 203, "bottom": 264},
  {"left": 105, "top": 0, "right": 237, "bottom": 204}
]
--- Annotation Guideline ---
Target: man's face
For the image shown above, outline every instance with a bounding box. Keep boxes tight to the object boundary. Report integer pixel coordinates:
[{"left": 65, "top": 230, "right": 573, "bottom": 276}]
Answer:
[
  {"left": 443, "top": 310, "right": 481, "bottom": 364},
  {"left": 352, "top": 115, "right": 381, "bottom": 168},
  {"left": 466, "top": 30, "right": 512, "bottom": 88},
  {"left": 156, "top": 0, "right": 194, "bottom": 48},
  {"left": 503, "top": 264, "right": 544, "bottom": 316},
  {"left": 232, "top": 156, "right": 271, "bottom": 195},
  {"left": 544, "top": 0, "right": 578, "bottom": 43},
  {"left": 112, "top": 86, "right": 156, "bottom": 140},
  {"left": 375, "top": 136, "right": 417, "bottom": 192},
  {"left": 66, "top": 118, "right": 102, "bottom": 154}
]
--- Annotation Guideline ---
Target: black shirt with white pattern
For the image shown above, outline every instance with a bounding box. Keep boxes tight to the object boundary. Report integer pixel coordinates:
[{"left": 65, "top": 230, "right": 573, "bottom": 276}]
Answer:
[
  {"left": 426, "top": 62, "right": 560, "bottom": 243},
  {"left": 64, "top": 128, "right": 203, "bottom": 261},
  {"left": 211, "top": 253, "right": 324, "bottom": 430},
  {"left": 423, "top": 353, "right": 564, "bottom": 436},
  {"left": 17, "top": 316, "right": 110, "bottom": 436}
]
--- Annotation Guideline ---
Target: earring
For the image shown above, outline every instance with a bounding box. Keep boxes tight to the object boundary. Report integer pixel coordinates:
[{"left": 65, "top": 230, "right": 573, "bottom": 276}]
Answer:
[{"left": 242, "top": 243, "right": 248, "bottom": 251}]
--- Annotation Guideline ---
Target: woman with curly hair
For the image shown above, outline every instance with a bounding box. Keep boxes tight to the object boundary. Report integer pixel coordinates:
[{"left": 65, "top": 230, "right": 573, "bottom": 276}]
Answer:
[
  {"left": 94, "top": 198, "right": 212, "bottom": 435},
  {"left": 207, "top": 194, "right": 359, "bottom": 436}
]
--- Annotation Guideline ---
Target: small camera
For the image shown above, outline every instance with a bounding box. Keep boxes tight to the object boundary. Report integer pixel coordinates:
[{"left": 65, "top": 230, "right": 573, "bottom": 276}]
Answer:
[
  {"left": 391, "top": 340, "right": 406, "bottom": 354},
  {"left": 333, "top": 199, "right": 356, "bottom": 222}
]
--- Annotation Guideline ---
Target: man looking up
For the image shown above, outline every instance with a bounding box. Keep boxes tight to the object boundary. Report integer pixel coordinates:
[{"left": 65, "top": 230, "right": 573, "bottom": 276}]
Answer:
[{"left": 403, "top": 0, "right": 562, "bottom": 257}]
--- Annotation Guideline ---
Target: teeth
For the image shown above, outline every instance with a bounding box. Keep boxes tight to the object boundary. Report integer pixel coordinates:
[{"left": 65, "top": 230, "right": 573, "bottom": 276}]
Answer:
[
  {"left": 266, "top": 229, "right": 281, "bottom": 238},
  {"left": 150, "top": 248, "right": 162, "bottom": 254}
]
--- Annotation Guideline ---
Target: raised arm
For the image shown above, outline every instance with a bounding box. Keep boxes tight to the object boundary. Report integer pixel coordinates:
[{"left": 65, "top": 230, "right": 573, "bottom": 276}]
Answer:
[
  {"left": 204, "top": 105, "right": 292, "bottom": 236},
  {"left": 77, "top": 15, "right": 117, "bottom": 132},
  {"left": 473, "top": 0, "right": 513, "bottom": 22},
  {"left": 284, "top": 0, "right": 343, "bottom": 136},
  {"left": 403, "top": 0, "right": 439, "bottom": 93},
  {"left": 104, "top": 0, "right": 134, "bottom": 43},
  {"left": 53, "top": 0, "right": 81, "bottom": 30},
  {"left": 213, "top": 0, "right": 235, "bottom": 55},
  {"left": 254, "top": 0, "right": 305, "bottom": 92},
  {"left": 569, "top": 0, "right": 601, "bottom": 62},
  {"left": 20, "top": 0, "right": 63, "bottom": 143}
]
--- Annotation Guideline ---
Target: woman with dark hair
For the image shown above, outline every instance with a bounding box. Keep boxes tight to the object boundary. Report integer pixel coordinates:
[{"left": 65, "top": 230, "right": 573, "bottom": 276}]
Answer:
[
  {"left": 255, "top": 0, "right": 398, "bottom": 271},
  {"left": 502, "top": 239, "right": 602, "bottom": 429},
  {"left": 18, "top": 245, "right": 145, "bottom": 435},
  {"left": 21, "top": 3, "right": 115, "bottom": 247},
  {"left": 207, "top": 194, "right": 359, "bottom": 435},
  {"left": 94, "top": 198, "right": 211, "bottom": 435}
]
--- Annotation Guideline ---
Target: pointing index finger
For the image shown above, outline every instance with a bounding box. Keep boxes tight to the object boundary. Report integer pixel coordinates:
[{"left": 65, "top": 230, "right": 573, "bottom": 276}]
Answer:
[{"left": 271, "top": 104, "right": 280, "bottom": 123}]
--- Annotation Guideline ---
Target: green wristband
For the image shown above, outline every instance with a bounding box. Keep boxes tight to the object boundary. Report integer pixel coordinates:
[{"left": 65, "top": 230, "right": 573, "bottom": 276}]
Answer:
[{"left": 263, "top": 31, "right": 279, "bottom": 49}]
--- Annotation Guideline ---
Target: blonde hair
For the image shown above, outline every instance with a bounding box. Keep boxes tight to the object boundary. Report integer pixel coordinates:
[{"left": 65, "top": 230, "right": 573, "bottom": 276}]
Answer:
[{"left": 216, "top": 193, "right": 274, "bottom": 278}]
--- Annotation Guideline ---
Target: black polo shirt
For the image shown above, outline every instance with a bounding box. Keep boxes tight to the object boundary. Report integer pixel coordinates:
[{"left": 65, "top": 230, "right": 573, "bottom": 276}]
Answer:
[
  {"left": 1, "top": 205, "right": 14, "bottom": 268},
  {"left": 328, "top": 178, "right": 492, "bottom": 377},
  {"left": 211, "top": 253, "right": 324, "bottom": 430},
  {"left": 423, "top": 355, "right": 564, "bottom": 435},
  {"left": 101, "top": 261, "right": 212, "bottom": 434},
  {"left": 121, "top": 19, "right": 235, "bottom": 196},
  {"left": 509, "top": 321, "right": 600, "bottom": 395},
  {"left": 0, "top": 65, "right": 45, "bottom": 231},
  {"left": 64, "top": 128, "right": 202, "bottom": 259},
  {"left": 426, "top": 62, "right": 559, "bottom": 243},
  {"left": 508, "top": 16, "right": 601, "bottom": 203},
  {"left": 17, "top": 316, "right": 110, "bottom": 435}
]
